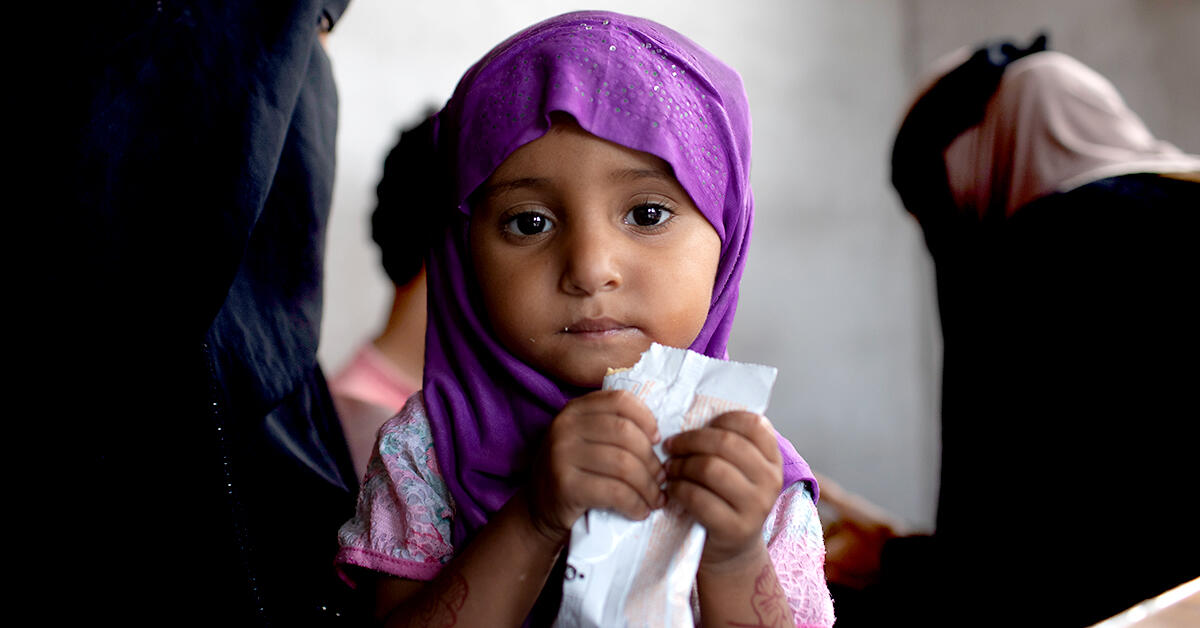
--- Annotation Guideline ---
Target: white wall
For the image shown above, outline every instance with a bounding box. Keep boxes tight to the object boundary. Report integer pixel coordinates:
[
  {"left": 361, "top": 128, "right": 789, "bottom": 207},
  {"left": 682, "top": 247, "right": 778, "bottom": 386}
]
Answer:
[{"left": 320, "top": 0, "right": 1198, "bottom": 530}]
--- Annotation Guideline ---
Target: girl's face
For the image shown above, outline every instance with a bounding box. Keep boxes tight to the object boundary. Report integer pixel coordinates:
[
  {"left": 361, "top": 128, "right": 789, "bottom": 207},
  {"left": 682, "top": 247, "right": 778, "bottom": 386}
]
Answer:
[{"left": 470, "top": 117, "right": 721, "bottom": 388}]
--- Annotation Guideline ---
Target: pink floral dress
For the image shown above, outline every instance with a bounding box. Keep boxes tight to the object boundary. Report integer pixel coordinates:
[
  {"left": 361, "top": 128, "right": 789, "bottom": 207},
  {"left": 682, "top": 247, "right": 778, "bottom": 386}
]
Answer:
[{"left": 336, "top": 395, "right": 835, "bottom": 627}]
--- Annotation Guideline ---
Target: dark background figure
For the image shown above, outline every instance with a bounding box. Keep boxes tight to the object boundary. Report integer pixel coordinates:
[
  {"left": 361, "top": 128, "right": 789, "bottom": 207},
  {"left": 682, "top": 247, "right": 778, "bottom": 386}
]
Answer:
[
  {"left": 50, "top": 2, "right": 367, "bottom": 624},
  {"left": 826, "top": 36, "right": 1200, "bottom": 627}
]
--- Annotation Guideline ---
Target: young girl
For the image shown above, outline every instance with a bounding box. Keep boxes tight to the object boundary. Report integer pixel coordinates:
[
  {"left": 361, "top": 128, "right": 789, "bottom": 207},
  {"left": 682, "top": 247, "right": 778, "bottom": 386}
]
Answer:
[{"left": 337, "top": 11, "right": 835, "bottom": 626}]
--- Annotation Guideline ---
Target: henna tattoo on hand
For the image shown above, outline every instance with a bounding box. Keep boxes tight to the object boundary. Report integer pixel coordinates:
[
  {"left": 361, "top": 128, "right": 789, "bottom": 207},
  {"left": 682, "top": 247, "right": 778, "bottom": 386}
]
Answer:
[
  {"left": 729, "top": 565, "right": 791, "bottom": 628},
  {"left": 410, "top": 572, "right": 469, "bottom": 628}
]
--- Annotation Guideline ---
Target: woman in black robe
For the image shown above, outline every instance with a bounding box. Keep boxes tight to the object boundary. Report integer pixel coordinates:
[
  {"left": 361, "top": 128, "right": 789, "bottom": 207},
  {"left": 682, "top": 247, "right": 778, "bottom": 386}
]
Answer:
[
  {"left": 825, "top": 37, "right": 1199, "bottom": 627},
  {"left": 47, "top": 2, "right": 369, "bottom": 624}
]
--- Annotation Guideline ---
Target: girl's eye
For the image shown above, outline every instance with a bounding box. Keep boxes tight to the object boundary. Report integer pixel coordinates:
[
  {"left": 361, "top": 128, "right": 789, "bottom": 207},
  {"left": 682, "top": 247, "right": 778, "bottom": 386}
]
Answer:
[
  {"left": 503, "top": 211, "right": 553, "bottom": 236},
  {"left": 625, "top": 204, "right": 673, "bottom": 228}
]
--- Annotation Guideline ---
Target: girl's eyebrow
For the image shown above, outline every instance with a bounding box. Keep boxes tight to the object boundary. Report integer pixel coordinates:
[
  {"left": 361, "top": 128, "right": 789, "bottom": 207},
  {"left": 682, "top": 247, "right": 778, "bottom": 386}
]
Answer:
[
  {"left": 482, "top": 167, "right": 675, "bottom": 199},
  {"left": 480, "top": 177, "right": 548, "bottom": 199},
  {"left": 611, "top": 167, "right": 674, "bottom": 183}
]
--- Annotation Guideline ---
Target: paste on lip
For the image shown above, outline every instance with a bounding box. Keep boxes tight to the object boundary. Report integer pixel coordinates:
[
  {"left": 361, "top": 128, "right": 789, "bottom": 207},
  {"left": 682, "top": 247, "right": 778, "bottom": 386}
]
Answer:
[{"left": 604, "top": 366, "right": 632, "bottom": 376}]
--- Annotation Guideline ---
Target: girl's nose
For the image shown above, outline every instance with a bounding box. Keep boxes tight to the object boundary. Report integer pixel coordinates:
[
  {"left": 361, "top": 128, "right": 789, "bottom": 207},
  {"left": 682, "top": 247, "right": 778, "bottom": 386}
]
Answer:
[{"left": 560, "top": 225, "right": 623, "bottom": 295}]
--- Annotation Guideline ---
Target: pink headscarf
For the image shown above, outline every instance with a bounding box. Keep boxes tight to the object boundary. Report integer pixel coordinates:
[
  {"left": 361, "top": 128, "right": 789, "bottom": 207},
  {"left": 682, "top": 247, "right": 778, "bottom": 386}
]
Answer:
[{"left": 943, "top": 51, "right": 1200, "bottom": 218}]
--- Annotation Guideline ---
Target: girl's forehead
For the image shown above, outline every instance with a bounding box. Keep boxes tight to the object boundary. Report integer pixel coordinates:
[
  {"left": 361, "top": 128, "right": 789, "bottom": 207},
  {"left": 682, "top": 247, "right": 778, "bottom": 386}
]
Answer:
[
  {"left": 490, "top": 114, "right": 676, "bottom": 179},
  {"left": 473, "top": 115, "right": 695, "bottom": 217},
  {"left": 444, "top": 12, "right": 748, "bottom": 243}
]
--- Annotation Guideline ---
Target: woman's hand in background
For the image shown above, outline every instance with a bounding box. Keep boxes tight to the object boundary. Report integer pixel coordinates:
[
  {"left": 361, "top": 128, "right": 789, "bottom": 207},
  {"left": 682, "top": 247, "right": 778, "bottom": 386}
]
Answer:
[{"left": 817, "top": 472, "right": 909, "bottom": 589}]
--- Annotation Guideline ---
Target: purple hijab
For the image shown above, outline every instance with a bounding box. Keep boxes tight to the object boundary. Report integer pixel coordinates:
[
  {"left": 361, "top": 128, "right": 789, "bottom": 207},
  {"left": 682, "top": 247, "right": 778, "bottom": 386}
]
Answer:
[{"left": 422, "top": 11, "right": 815, "bottom": 545}]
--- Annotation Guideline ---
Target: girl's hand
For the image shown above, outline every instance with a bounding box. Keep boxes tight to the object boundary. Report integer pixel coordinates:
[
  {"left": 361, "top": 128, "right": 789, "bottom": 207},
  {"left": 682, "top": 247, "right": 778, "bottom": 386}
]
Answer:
[
  {"left": 527, "top": 389, "right": 665, "bottom": 545},
  {"left": 663, "top": 411, "right": 782, "bottom": 569}
]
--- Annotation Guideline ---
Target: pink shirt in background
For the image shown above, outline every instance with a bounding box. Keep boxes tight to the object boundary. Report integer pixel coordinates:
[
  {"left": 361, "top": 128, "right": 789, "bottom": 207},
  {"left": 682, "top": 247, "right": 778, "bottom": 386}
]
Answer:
[{"left": 329, "top": 343, "right": 420, "bottom": 480}]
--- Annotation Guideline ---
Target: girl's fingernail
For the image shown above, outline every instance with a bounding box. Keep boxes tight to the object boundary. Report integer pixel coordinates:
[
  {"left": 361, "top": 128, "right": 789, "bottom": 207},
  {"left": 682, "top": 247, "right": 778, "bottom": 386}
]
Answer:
[
  {"left": 657, "top": 493, "right": 667, "bottom": 508},
  {"left": 759, "top": 414, "right": 773, "bottom": 428},
  {"left": 656, "top": 467, "right": 667, "bottom": 484}
]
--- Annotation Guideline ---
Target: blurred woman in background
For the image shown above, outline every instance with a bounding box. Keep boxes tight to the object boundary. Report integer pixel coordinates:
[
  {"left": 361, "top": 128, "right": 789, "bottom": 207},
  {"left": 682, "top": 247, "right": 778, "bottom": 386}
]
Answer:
[{"left": 825, "top": 37, "right": 1199, "bottom": 626}]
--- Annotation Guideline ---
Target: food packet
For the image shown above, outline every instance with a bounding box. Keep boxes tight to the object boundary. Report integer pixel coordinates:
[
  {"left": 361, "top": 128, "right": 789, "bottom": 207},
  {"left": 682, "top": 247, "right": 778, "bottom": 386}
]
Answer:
[{"left": 553, "top": 343, "right": 778, "bottom": 627}]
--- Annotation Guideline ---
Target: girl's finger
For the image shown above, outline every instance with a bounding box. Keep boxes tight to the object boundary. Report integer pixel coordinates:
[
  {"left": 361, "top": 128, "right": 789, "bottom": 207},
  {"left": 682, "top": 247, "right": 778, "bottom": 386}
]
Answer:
[
  {"left": 664, "top": 411, "right": 778, "bottom": 460},
  {"left": 567, "top": 389, "right": 661, "bottom": 443},
  {"left": 666, "top": 453, "right": 773, "bottom": 517},
  {"left": 565, "top": 410, "right": 663, "bottom": 478},
  {"left": 665, "top": 475, "right": 750, "bottom": 538},
  {"left": 566, "top": 466, "right": 661, "bottom": 521},
  {"left": 569, "top": 441, "right": 664, "bottom": 510},
  {"left": 663, "top": 423, "right": 781, "bottom": 489},
  {"left": 708, "top": 411, "right": 783, "bottom": 463}
]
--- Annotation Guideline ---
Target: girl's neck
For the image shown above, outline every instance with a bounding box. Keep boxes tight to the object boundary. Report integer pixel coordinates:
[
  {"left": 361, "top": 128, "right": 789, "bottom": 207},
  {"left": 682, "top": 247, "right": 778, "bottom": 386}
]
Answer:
[{"left": 371, "top": 270, "right": 427, "bottom": 383}]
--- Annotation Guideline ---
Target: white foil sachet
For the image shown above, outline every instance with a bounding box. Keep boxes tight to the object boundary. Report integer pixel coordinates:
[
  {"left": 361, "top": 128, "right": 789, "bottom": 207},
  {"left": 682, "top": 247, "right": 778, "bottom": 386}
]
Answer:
[{"left": 553, "top": 343, "right": 778, "bottom": 627}]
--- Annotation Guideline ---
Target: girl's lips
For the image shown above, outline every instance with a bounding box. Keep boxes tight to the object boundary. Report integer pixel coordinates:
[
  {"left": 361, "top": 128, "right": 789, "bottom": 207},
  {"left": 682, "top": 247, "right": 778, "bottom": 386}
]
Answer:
[{"left": 563, "top": 317, "right": 633, "bottom": 334}]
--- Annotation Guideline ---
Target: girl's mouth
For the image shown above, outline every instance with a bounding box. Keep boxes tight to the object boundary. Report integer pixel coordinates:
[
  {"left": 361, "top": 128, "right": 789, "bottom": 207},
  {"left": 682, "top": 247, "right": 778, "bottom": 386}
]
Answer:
[{"left": 563, "top": 317, "right": 635, "bottom": 336}]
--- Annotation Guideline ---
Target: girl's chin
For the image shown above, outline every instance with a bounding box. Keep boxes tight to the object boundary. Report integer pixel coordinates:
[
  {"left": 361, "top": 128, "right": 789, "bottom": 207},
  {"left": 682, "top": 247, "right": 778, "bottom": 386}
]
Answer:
[
  {"left": 525, "top": 338, "right": 654, "bottom": 389},
  {"left": 551, "top": 361, "right": 635, "bottom": 390}
]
